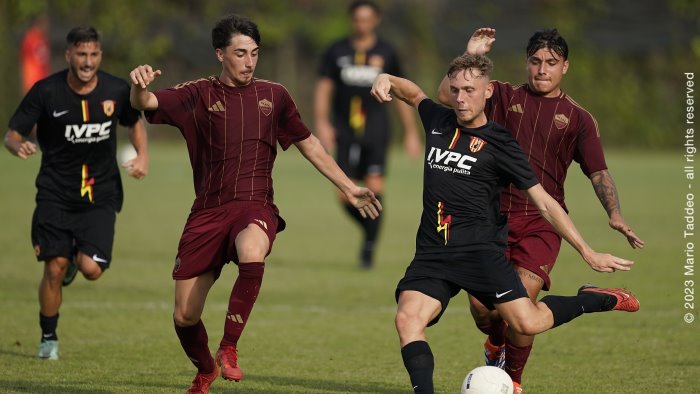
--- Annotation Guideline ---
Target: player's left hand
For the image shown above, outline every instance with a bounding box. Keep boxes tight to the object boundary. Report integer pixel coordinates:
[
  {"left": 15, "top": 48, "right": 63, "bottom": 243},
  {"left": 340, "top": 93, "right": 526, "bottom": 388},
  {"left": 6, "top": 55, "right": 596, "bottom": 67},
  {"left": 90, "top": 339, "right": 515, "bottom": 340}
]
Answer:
[
  {"left": 347, "top": 187, "right": 383, "bottom": 219},
  {"left": 585, "top": 251, "right": 634, "bottom": 273},
  {"left": 609, "top": 217, "right": 645, "bottom": 249},
  {"left": 122, "top": 153, "right": 148, "bottom": 180}
]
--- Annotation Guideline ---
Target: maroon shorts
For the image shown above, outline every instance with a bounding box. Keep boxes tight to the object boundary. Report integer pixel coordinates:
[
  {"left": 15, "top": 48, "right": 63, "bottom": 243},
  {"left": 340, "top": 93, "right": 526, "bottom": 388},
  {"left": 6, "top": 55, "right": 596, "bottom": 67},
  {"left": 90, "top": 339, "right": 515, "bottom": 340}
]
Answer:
[
  {"left": 506, "top": 214, "right": 562, "bottom": 291},
  {"left": 173, "top": 201, "right": 282, "bottom": 280}
]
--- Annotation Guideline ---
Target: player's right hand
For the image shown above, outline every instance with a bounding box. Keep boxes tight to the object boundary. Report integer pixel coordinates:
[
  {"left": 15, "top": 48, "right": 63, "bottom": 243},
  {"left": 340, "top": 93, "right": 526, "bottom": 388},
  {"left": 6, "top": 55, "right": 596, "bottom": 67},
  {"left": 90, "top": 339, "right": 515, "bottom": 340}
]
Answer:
[
  {"left": 12, "top": 140, "right": 37, "bottom": 159},
  {"left": 130, "top": 65, "right": 162, "bottom": 89},
  {"left": 466, "top": 28, "right": 496, "bottom": 56},
  {"left": 585, "top": 251, "right": 634, "bottom": 273},
  {"left": 371, "top": 73, "right": 393, "bottom": 103}
]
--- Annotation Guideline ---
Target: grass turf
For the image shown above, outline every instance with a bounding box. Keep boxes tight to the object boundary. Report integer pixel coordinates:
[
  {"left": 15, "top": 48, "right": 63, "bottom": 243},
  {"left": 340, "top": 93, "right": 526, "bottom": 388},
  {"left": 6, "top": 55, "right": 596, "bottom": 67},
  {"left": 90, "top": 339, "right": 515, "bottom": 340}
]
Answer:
[{"left": 0, "top": 142, "right": 695, "bottom": 393}]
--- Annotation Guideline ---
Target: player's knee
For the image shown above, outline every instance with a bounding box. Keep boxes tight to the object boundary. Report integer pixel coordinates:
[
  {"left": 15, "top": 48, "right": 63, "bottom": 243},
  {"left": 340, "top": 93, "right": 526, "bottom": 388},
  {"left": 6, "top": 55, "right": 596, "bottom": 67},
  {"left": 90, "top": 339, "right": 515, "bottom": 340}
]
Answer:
[
  {"left": 395, "top": 309, "right": 420, "bottom": 334},
  {"left": 173, "top": 309, "right": 201, "bottom": 326},
  {"left": 507, "top": 317, "right": 539, "bottom": 336},
  {"left": 82, "top": 269, "right": 102, "bottom": 281},
  {"left": 236, "top": 242, "right": 267, "bottom": 262},
  {"left": 44, "top": 258, "right": 69, "bottom": 283}
]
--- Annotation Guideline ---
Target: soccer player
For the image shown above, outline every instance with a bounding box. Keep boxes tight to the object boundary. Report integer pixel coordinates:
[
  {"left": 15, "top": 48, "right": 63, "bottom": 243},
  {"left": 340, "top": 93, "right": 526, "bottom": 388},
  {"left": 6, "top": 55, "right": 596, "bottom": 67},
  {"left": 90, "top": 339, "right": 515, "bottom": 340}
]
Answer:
[
  {"left": 437, "top": 28, "right": 645, "bottom": 392},
  {"left": 129, "top": 14, "right": 382, "bottom": 394},
  {"left": 371, "top": 54, "right": 639, "bottom": 394},
  {"left": 5, "top": 26, "right": 149, "bottom": 361},
  {"left": 314, "top": 0, "right": 421, "bottom": 269}
]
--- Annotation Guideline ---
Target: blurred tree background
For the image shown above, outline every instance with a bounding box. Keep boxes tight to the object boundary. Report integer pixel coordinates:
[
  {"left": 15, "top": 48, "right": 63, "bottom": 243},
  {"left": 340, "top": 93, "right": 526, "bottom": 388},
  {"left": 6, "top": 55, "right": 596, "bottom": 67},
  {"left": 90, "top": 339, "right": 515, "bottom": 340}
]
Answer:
[{"left": 1, "top": 0, "right": 698, "bottom": 148}]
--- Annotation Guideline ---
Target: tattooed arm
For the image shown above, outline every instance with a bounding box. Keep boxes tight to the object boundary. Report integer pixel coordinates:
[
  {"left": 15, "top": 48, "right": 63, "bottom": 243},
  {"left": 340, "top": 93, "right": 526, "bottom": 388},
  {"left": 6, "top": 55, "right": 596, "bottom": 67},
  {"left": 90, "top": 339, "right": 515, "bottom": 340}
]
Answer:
[{"left": 589, "top": 169, "right": 645, "bottom": 249}]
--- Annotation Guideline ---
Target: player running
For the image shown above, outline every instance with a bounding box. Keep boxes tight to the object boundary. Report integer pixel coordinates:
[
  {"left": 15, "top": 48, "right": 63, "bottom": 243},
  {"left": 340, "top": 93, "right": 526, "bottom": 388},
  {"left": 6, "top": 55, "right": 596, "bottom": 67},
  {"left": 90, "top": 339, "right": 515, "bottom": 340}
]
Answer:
[
  {"left": 371, "top": 54, "right": 639, "bottom": 394},
  {"left": 5, "top": 26, "right": 149, "bottom": 361},
  {"left": 129, "top": 14, "right": 381, "bottom": 394},
  {"left": 314, "top": 0, "right": 421, "bottom": 269}
]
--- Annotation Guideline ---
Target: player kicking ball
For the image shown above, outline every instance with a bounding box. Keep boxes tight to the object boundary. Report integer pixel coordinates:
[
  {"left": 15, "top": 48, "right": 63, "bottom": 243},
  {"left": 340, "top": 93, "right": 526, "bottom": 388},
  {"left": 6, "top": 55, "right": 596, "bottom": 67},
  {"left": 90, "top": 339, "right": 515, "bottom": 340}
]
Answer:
[{"left": 370, "top": 54, "right": 638, "bottom": 394}]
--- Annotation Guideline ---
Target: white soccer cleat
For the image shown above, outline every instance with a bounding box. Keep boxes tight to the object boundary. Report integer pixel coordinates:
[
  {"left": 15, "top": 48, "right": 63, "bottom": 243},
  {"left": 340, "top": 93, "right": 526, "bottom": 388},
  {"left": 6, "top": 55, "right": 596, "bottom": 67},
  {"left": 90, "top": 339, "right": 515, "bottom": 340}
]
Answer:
[{"left": 37, "top": 340, "right": 59, "bottom": 360}]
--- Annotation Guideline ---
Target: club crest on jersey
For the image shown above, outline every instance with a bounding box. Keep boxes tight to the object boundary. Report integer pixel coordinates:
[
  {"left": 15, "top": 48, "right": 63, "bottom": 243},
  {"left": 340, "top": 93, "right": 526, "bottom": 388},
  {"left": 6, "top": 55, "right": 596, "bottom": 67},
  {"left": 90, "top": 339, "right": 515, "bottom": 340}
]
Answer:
[
  {"left": 258, "top": 99, "right": 273, "bottom": 116},
  {"left": 101, "top": 100, "right": 115, "bottom": 116},
  {"left": 554, "top": 113, "right": 569, "bottom": 129},
  {"left": 469, "top": 136, "right": 487, "bottom": 153}
]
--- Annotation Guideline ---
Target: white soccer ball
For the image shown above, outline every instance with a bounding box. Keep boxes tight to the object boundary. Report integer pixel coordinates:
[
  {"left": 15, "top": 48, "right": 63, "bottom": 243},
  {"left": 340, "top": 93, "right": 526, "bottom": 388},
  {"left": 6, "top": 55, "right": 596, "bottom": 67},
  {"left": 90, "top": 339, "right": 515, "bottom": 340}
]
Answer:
[
  {"left": 461, "top": 366, "right": 514, "bottom": 394},
  {"left": 118, "top": 144, "right": 137, "bottom": 166}
]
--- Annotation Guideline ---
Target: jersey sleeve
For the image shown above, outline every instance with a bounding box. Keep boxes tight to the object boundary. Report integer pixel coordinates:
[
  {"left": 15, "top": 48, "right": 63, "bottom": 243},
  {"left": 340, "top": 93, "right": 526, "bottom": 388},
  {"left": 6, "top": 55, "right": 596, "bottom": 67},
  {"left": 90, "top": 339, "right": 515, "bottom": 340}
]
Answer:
[
  {"left": 144, "top": 83, "right": 197, "bottom": 127},
  {"left": 384, "top": 44, "right": 403, "bottom": 78},
  {"left": 117, "top": 80, "right": 141, "bottom": 127},
  {"left": 318, "top": 44, "right": 339, "bottom": 80},
  {"left": 418, "top": 98, "right": 451, "bottom": 134},
  {"left": 572, "top": 110, "right": 607, "bottom": 176},
  {"left": 497, "top": 132, "right": 540, "bottom": 190},
  {"left": 277, "top": 88, "right": 312, "bottom": 150},
  {"left": 8, "top": 82, "right": 45, "bottom": 136}
]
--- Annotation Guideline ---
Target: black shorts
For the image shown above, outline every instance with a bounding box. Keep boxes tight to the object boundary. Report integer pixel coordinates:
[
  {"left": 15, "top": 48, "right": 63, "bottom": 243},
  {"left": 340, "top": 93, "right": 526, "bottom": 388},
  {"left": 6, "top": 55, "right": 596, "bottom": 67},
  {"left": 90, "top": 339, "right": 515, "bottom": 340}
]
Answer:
[
  {"left": 395, "top": 250, "right": 528, "bottom": 326},
  {"left": 336, "top": 137, "right": 388, "bottom": 179},
  {"left": 31, "top": 203, "right": 117, "bottom": 270}
]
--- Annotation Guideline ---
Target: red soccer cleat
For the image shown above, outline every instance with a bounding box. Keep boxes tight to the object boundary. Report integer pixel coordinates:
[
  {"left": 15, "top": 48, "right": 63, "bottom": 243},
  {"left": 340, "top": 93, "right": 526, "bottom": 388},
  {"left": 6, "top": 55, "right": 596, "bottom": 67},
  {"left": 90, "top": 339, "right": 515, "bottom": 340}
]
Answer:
[
  {"left": 186, "top": 364, "right": 219, "bottom": 394},
  {"left": 483, "top": 337, "right": 506, "bottom": 369},
  {"left": 513, "top": 381, "right": 524, "bottom": 394},
  {"left": 578, "top": 285, "right": 640, "bottom": 312},
  {"left": 216, "top": 345, "right": 243, "bottom": 382}
]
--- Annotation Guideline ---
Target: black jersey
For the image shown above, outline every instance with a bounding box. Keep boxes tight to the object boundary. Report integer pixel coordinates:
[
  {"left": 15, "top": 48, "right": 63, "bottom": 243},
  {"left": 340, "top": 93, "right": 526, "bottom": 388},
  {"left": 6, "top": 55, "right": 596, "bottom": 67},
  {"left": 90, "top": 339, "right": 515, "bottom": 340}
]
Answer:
[
  {"left": 415, "top": 99, "right": 539, "bottom": 257},
  {"left": 318, "top": 38, "right": 402, "bottom": 142},
  {"left": 9, "top": 70, "right": 140, "bottom": 211}
]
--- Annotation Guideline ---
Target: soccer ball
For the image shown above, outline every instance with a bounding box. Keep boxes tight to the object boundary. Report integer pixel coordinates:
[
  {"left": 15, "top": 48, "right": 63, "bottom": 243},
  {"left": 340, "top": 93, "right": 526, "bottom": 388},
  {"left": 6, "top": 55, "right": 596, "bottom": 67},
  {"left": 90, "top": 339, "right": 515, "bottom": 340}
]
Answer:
[{"left": 461, "top": 366, "right": 514, "bottom": 394}]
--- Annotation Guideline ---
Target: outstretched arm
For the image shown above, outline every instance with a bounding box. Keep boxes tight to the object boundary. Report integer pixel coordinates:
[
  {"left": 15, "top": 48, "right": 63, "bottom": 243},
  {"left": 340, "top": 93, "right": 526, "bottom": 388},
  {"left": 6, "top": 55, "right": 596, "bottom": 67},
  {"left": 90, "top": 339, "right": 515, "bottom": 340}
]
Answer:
[
  {"left": 122, "top": 119, "right": 149, "bottom": 180},
  {"left": 370, "top": 73, "right": 427, "bottom": 108},
  {"left": 589, "top": 169, "right": 644, "bottom": 249},
  {"left": 294, "top": 134, "right": 382, "bottom": 219},
  {"left": 4, "top": 129, "right": 37, "bottom": 159},
  {"left": 437, "top": 27, "right": 497, "bottom": 105},
  {"left": 129, "top": 64, "right": 162, "bottom": 111},
  {"left": 524, "top": 183, "right": 634, "bottom": 273}
]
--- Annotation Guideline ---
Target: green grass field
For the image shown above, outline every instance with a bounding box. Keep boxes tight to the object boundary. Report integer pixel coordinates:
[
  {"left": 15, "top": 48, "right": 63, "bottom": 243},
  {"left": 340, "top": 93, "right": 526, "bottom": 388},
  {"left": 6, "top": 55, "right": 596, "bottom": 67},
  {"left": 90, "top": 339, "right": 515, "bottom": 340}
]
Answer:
[{"left": 0, "top": 142, "right": 696, "bottom": 393}]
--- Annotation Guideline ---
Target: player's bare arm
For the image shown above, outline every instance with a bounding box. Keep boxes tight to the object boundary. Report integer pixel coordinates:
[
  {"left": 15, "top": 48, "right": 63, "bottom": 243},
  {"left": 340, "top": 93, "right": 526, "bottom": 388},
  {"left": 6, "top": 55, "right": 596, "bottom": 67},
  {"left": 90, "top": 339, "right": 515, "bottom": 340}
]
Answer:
[
  {"left": 294, "top": 134, "right": 382, "bottom": 219},
  {"left": 313, "top": 77, "right": 337, "bottom": 153},
  {"left": 4, "top": 129, "right": 37, "bottom": 159},
  {"left": 122, "top": 119, "right": 149, "bottom": 180},
  {"left": 590, "top": 169, "right": 645, "bottom": 249},
  {"left": 129, "top": 64, "right": 162, "bottom": 111},
  {"left": 525, "top": 183, "right": 634, "bottom": 273},
  {"left": 371, "top": 73, "right": 427, "bottom": 108}
]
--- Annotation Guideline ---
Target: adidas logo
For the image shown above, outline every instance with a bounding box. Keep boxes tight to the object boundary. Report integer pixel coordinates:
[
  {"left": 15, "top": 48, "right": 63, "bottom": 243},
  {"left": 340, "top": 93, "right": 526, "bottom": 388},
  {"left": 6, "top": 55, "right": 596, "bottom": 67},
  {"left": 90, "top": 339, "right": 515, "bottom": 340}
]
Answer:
[
  {"left": 508, "top": 104, "right": 524, "bottom": 113},
  {"left": 208, "top": 101, "right": 225, "bottom": 112},
  {"left": 227, "top": 313, "right": 244, "bottom": 323}
]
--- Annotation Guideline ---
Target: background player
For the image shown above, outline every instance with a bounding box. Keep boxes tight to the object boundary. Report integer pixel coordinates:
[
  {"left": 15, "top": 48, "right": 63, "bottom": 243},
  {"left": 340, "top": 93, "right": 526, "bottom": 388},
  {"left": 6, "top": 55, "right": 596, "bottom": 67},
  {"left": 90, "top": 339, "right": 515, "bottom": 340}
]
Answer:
[
  {"left": 314, "top": 0, "right": 421, "bottom": 269},
  {"left": 372, "top": 54, "right": 639, "bottom": 394},
  {"left": 5, "top": 26, "right": 149, "bottom": 361},
  {"left": 129, "top": 14, "right": 381, "bottom": 394},
  {"left": 437, "top": 28, "right": 645, "bottom": 392}
]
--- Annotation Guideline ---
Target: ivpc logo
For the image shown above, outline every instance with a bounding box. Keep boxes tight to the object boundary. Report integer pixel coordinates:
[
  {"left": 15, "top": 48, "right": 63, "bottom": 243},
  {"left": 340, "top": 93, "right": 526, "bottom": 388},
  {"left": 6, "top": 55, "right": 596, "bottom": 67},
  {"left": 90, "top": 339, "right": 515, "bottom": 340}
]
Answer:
[
  {"left": 426, "top": 146, "right": 477, "bottom": 175},
  {"left": 64, "top": 120, "right": 112, "bottom": 144}
]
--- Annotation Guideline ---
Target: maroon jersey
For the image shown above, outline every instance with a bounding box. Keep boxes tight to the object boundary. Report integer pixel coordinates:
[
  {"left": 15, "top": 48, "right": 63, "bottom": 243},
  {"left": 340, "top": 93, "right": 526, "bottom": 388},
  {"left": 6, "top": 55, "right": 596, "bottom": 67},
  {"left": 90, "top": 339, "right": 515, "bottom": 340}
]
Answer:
[
  {"left": 486, "top": 81, "right": 607, "bottom": 217},
  {"left": 145, "top": 77, "right": 311, "bottom": 212}
]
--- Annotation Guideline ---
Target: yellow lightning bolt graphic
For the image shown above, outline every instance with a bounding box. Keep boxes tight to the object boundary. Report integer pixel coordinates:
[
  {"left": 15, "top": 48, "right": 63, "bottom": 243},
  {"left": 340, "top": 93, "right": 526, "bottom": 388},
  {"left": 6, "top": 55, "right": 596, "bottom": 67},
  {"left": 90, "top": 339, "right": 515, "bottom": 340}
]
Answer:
[
  {"left": 436, "top": 201, "right": 452, "bottom": 245},
  {"left": 80, "top": 164, "right": 94, "bottom": 203}
]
